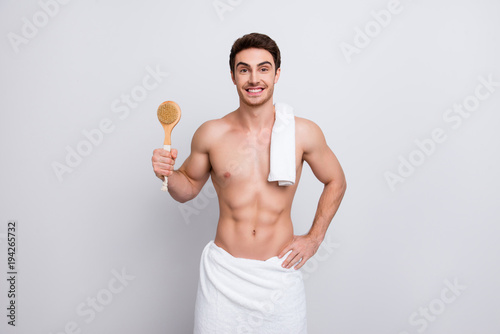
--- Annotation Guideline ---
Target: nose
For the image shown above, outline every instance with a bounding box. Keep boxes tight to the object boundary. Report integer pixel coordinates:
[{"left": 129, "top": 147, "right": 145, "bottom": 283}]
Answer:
[{"left": 249, "top": 71, "right": 259, "bottom": 85}]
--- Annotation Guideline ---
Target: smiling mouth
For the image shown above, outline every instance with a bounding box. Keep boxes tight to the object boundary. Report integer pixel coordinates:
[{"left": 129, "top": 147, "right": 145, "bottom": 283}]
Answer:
[{"left": 245, "top": 87, "right": 264, "bottom": 94}]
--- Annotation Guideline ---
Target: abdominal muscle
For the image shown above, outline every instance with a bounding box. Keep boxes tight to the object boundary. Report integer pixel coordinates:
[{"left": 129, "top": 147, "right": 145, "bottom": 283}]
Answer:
[{"left": 212, "top": 175, "right": 296, "bottom": 261}]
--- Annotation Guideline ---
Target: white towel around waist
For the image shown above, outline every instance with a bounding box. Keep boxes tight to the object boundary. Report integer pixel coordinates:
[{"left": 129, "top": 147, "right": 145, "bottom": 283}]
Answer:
[
  {"left": 194, "top": 240, "right": 307, "bottom": 334},
  {"left": 268, "top": 102, "right": 296, "bottom": 186}
]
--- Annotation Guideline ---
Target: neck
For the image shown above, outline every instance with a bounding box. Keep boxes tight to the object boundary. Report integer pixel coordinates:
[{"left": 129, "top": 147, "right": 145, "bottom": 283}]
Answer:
[{"left": 235, "top": 99, "right": 275, "bottom": 132}]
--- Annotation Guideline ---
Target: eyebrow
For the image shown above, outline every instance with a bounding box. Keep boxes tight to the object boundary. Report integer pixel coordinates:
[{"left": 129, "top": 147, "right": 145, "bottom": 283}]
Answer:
[{"left": 236, "top": 61, "right": 273, "bottom": 68}]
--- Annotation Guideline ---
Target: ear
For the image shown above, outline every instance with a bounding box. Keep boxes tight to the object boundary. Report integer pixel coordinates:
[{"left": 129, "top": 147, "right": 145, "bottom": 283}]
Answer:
[
  {"left": 274, "top": 68, "right": 281, "bottom": 84},
  {"left": 231, "top": 71, "right": 236, "bottom": 85}
]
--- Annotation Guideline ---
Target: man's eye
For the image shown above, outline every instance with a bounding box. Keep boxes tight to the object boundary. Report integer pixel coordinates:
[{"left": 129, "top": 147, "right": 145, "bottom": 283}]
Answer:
[
  {"left": 240, "top": 69, "right": 248, "bottom": 73},
  {"left": 261, "top": 68, "right": 269, "bottom": 72}
]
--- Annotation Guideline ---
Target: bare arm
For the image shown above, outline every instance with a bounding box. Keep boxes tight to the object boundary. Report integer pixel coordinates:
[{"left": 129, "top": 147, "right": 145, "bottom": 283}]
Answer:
[
  {"left": 152, "top": 122, "right": 212, "bottom": 203},
  {"left": 279, "top": 117, "right": 346, "bottom": 269},
  {"left": 302, "top": 119, "right": 346, "bottom": 243}
]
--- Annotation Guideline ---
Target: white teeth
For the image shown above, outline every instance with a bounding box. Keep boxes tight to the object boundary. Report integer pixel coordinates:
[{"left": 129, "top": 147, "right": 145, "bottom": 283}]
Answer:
[{"left": 248, "top": 88, "right": 262, "bottom": 93}]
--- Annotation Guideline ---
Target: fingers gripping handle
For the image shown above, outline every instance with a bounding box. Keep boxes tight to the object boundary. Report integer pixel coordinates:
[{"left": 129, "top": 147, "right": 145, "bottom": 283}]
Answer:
[{"left": 161, "top": 144, "right": 171, "bottom": 192}]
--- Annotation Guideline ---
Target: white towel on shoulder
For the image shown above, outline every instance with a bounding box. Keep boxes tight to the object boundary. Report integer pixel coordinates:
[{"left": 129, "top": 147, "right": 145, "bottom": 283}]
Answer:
[
  {"left": 194, "top": 241, "right": 307, "bottom": 334},
  {"left": 268, "top": 102, "right": 296, "bottom": 186}
]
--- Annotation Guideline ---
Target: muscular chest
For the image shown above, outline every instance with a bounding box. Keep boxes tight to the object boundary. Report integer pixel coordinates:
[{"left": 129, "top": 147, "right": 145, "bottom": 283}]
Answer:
[{"left": 209, "top": 130, "right": 271, "bottom": 186}]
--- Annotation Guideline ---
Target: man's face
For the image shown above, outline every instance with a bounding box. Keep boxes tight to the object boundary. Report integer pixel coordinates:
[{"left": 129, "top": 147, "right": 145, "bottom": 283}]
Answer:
[{"left": 231, "top": 48, "right": 281, "bottom": 108}]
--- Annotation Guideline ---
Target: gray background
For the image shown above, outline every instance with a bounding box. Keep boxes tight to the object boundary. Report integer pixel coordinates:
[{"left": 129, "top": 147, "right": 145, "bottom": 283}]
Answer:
[{"left": 1, "top": 0, "right": 499, "bottom": 333}]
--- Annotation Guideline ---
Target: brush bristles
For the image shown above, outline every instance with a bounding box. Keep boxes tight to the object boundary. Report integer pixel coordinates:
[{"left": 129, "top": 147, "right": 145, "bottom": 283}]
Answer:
[{"left": 157, "top": 103, "right": 179, "bottom": 125}]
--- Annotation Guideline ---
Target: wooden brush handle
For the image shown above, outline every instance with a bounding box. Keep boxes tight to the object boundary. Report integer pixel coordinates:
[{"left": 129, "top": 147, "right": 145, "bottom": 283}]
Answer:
[
  {"left": 163, "top": 124, "right": 173, "bottom": 145},
  {"left": 161, "top": 144, "right": 171, "bottom": 192}
]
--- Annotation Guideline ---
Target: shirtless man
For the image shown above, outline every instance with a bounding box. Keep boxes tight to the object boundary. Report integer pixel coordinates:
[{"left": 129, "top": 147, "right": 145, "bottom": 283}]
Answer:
[{"left": 152, "top": 33, "right": 346, "bottom": 332}]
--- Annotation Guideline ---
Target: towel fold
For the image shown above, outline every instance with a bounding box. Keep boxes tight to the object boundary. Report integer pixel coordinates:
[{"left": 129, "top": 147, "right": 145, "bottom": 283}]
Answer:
[
  {"left": 268, "top": 102, "right": 296, "bottom": 186},
  {"left": 194, "top": 241, "right": 307, "bottom": 334}
]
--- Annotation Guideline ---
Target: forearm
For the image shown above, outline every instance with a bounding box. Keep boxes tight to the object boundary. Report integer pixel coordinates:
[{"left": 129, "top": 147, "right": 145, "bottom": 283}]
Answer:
[
  {"left": 166, "top": 170, "right": 200, "bottom": 203},
  {"left": 308, "top": 179, "right": 346, "bottom": 242}
]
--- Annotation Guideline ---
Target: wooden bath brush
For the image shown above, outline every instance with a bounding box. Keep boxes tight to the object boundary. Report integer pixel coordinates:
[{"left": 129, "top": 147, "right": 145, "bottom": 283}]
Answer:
[{"left": 157, "top": 101, "right": 181, "bottom": 192}]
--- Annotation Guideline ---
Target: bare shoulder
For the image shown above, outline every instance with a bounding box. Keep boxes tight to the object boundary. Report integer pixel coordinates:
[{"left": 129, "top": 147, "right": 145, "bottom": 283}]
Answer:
[
  {"left": 295, "top": 116, "right": 323, "bottom": 134},
  {"left": 191, "top": 115, "right": 232, "bottom": 151},
  {"left": 295, "top": 116, "right": 327, "bottom": 152}
]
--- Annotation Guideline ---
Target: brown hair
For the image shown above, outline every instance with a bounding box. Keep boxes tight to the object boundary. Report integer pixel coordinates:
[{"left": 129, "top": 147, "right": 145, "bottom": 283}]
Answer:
[{"left": 229, "top": 33, "right": 281, "bottom": 73}]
